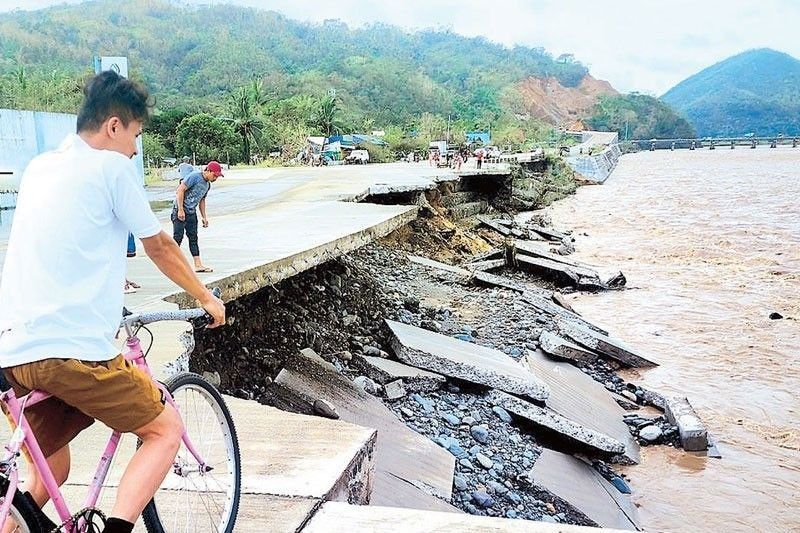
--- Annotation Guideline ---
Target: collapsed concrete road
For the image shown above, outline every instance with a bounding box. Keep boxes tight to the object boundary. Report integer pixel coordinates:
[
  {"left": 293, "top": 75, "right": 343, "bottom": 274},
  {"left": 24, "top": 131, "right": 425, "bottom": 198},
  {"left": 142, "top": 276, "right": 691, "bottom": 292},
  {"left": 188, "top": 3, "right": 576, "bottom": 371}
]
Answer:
[
  {"left": 538, "top": 330, "right": 598, "bottom": 365},
  {"left": 531, "top": 449, "right": 640, "bottom": 530},
  {"left": 523, "top": 350, "right": 640, "bottom": 463},
  {"left": 351, "top": 354, "right": 447, "bottom": 393},
  {"left": 273, "top": 348, "right": 458, "bottom": 511},
  {"left": 486, "top": 390, "right": 625, "bottom": 457},
  {"left": 555, "top": 319, "right": 658, "bottom": 368},
  {"left": 387, "top": 319, "right": 550, "bottom": 402}
]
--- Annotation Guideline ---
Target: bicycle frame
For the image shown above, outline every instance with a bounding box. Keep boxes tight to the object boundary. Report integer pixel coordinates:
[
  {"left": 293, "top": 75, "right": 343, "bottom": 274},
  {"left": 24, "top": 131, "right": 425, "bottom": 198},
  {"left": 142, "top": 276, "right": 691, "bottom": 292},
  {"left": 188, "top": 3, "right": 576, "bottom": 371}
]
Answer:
[{"left": 0, "top": 331, "right": 210, "bottom": 531}]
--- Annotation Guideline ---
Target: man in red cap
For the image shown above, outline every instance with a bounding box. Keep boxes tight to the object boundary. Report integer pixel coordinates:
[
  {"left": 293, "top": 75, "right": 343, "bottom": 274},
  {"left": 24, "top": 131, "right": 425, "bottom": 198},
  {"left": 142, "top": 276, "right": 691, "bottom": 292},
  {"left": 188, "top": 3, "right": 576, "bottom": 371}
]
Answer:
[{"left": 172, "top": 160, "right": 223, "bottom": 272}]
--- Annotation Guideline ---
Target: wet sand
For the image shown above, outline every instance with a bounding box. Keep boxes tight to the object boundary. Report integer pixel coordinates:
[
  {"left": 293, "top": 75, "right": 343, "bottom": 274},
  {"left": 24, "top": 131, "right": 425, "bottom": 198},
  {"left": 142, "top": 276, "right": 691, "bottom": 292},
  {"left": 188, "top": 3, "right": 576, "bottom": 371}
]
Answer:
[{"left": 547, "top": 149, "right": 800, "bottom": 532}]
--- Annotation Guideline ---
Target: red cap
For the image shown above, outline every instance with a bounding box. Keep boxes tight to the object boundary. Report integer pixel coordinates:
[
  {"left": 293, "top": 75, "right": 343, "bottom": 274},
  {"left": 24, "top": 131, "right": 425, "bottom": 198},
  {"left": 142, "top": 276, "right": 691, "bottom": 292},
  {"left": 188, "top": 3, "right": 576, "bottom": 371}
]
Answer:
[{"left": 206, "top": 161, "right": 224, "bottom": 177}]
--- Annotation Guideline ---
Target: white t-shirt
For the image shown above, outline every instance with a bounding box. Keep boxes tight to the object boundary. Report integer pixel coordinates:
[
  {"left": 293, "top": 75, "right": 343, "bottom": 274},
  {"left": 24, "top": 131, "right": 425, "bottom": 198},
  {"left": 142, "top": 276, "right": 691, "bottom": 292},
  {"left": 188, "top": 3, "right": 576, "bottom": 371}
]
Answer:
[{"left": 0, "top": 134, "right": 162, "bottom": 367}]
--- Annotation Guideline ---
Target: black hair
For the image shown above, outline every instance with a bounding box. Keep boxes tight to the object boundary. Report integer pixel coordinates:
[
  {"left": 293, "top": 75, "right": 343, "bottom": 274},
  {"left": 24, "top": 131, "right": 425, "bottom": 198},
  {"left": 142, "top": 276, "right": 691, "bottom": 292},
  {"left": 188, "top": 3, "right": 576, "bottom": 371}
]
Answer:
[{"left": 76, "top": 70, "right": 152, "bottom": 133}]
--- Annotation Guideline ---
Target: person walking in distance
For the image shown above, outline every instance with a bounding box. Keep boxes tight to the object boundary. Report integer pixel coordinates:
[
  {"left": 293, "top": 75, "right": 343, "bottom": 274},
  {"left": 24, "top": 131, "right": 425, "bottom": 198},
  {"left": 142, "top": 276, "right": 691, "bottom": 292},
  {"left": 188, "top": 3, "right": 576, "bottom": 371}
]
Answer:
[
  {"left": 176, "top": 156, "right": 194, "bottom": 182},
  {"left": 172, "top": 161, "right": 223, "bottom": 272},
  {"left": 0, "top": 70, "right": 225, "bottom": 533}
]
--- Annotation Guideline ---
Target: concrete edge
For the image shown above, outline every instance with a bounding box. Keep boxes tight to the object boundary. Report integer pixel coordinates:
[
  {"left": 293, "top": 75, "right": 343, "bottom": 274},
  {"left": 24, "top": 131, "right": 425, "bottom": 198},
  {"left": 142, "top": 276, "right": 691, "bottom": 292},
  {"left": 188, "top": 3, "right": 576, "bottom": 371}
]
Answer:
[{"left": 166, "top": 206, "right": 418, "bottom": 307}]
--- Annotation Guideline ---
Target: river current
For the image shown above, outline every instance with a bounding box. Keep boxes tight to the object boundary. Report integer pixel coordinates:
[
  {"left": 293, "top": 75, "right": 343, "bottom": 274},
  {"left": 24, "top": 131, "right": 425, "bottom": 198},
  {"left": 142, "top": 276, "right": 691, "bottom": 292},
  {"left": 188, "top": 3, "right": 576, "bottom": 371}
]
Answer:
[{"left": 546, "top": 149, "right": 800, "bottom": 532}]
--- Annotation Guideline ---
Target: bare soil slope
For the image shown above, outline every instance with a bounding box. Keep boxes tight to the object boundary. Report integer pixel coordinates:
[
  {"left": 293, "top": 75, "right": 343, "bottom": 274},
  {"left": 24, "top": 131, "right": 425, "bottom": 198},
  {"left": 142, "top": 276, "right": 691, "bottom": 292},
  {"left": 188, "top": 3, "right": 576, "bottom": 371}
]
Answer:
[{"left": 515, "top": 75, "right": 617, "bottom": 127}]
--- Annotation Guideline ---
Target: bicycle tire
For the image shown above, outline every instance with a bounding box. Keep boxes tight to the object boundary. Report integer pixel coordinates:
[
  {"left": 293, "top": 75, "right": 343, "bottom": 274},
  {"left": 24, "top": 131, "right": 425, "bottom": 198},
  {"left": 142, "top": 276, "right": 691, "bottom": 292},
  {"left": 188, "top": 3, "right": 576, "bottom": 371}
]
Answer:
[
  {"left": 142, "top": 373, "right": 241, "bottom": 533},
  {"left": 0, "top": 479, "right": 46, "bottom": 533}
]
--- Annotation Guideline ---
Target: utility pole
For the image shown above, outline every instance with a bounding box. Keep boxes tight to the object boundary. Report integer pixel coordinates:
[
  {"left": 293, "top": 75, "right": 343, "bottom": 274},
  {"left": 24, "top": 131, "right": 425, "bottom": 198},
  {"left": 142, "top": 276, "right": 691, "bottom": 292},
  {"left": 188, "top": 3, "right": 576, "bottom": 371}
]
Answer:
[{"left": 446, "top": 114, "right": 451, "bottom": 144}]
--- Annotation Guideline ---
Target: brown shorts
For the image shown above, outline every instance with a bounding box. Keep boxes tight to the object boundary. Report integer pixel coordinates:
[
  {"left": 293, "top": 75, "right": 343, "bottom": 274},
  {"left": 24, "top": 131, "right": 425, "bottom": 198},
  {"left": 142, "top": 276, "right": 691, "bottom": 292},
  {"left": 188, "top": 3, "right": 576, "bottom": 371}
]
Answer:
[{"left": 3, "top": 355, "right": 165, "bottom": 458}]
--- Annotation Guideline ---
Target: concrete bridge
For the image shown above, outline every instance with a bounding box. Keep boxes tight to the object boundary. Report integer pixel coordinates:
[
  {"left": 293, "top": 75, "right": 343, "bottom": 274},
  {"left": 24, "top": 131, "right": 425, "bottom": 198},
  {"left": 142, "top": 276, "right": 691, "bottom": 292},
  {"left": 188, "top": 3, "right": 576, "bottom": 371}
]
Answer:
[{"left": 630, "top": 136, "right": 799, "bottom": 151}]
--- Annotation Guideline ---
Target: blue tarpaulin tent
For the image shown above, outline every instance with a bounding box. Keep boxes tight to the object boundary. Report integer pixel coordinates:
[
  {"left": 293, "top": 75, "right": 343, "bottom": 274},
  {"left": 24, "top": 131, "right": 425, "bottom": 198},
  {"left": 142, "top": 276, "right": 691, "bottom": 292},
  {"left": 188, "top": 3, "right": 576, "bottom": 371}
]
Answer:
[
  {"left": 327, "top": 134, "right": 388, "bottom": 147},
  {"left": 466, "top": 131, "right": 491, "bottom": 144}
]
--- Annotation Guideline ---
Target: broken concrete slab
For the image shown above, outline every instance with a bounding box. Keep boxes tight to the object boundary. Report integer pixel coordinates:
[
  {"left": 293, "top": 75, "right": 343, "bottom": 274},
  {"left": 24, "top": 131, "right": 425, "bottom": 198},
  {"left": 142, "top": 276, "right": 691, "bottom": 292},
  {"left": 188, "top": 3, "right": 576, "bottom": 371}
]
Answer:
[
  {"left": 556, "top": 318, "right": 658, "bottom": 368},
  {"left": 464, "top": 258, "right": 506, "bottom": 272},
  {"left": 522, "top": 292, "right": 608, "bottom": 336},
  {"left": 665, "top": 397, "right": 708, "bottom": 451},
  {"left": 350, "top": 354, "right": 446, "bottom": 393},
  {"left": 514, "top": 240, "right": 597, "bottom": 271},
  {"left": 526, "top": 225, "right": 569, "bottom": 242},
  {"left": 386, "top": 320, "right": 550, "bottom": 402},
  {"left": 407, "top": 255, "right": 609, "bottom": 338},
  {"left": 407, "top": 254, "right": 472, "bottom": 278},
  {"left": 486, "top": 390, "right": 625, "bottom": 457},
  {"left": 473, "top": 270, "right": 526, "bottom": 292},
  {"left": 523, "top": 350, "right": 639, "bottom": 463},
  {"left": 531, "top": 449, "right": 640, "bottom": 530},
  {"left": 538, "top": 330, "right": 599, "bottom": 365},
  {"left": 274, "top": 348, "right": 456, "bottom": 506},
  {"left": 304, "top": 501, "right": 632, "bottom": 532},
  {"left": 477, "top": 214, "right": 512, "bottom": 236},
  {"left": 370, "top": 471, "right": 462, "bottom": 514},
  {"left": 516, "top": 254, "right": 601, "bottom": 288}
]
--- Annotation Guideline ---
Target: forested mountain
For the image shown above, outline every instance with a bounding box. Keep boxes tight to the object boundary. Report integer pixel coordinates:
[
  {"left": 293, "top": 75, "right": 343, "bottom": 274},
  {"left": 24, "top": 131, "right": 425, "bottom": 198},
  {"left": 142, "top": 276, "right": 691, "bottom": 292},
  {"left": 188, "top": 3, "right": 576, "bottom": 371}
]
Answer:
[
  {"left": 0, "top": 0, "right": 588, "bottom": 126},
  {"left": 662, "top": 48, "right": 800, "bottom": 137},
  {"left": 0, "top": 0, "right": 691, "bottom": 160}
]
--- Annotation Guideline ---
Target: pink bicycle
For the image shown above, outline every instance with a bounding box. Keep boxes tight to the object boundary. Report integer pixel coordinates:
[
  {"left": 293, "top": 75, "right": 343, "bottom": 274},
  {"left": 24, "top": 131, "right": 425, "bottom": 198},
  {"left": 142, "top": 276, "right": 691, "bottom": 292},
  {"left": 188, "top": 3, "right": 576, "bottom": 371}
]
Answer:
[{"left": 0, "top": 305, "right": 241, "bottom": 532}]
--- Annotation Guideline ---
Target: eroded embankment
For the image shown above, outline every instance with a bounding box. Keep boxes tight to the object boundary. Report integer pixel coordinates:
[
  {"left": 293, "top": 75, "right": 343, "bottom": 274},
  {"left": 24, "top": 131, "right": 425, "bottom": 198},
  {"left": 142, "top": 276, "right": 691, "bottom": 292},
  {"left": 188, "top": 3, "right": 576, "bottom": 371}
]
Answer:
[{"left": 188, "top": 163, "right": 696, "bottom": 528}]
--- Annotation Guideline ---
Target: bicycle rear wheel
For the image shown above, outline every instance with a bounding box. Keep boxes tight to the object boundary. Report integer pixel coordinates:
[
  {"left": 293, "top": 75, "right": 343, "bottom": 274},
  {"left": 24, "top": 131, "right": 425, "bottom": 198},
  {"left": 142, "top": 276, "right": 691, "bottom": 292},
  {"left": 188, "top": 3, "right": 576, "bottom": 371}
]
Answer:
[{"left": 142, "top": 373, "right": 240, "bottom": 533}]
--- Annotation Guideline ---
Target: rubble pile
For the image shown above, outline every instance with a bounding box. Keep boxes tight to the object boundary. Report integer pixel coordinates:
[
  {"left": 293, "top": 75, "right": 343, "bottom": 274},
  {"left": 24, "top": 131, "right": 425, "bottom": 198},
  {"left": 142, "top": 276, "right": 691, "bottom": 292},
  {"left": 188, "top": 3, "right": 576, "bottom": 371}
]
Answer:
[{"left": 192, "top": 209, "right": 711, "bottom": 529}]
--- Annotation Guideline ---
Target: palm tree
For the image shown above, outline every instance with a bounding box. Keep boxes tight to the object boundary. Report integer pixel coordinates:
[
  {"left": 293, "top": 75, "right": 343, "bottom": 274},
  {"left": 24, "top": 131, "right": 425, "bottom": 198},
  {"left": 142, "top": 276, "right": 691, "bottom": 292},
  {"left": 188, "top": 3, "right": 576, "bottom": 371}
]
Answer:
[
  {"left": 315, "top": 95, "right": 340, "bottom": 137},
  {"left": 227, "top": 83, "right": 265, "bottom": 164}
]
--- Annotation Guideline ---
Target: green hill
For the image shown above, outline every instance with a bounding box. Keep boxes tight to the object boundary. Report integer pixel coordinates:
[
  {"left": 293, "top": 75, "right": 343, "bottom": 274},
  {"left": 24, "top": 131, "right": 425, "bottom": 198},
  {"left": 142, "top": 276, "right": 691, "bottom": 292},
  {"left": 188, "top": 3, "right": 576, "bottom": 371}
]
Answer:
[
  {"left": 662, "top": 48, "right": 800, "bottom": 137},
  {"left": 0, "top": 0, "right": 693, "bottom": 160},
  {"left": 0, "top": 0, "right": 588, "bottom": 128}
]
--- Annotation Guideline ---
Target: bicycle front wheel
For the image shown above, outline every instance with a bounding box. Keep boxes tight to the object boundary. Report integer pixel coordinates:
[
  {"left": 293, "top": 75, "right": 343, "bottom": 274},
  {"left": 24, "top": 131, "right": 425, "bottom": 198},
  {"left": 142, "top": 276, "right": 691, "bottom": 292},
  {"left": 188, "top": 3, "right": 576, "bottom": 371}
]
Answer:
[
  {"left": 142, "top": 372, "right": 241, "bottom": 533},
  {"left": 0, "top": 480, "right": 45, "bottom": 533}
]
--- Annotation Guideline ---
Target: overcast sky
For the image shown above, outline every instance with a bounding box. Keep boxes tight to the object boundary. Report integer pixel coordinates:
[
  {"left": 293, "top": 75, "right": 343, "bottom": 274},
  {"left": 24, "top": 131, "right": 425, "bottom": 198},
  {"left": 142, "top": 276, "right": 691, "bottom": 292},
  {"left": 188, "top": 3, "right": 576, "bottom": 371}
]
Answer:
[{"left": 1, "top": 0, "right": 798, "bottom": 95}]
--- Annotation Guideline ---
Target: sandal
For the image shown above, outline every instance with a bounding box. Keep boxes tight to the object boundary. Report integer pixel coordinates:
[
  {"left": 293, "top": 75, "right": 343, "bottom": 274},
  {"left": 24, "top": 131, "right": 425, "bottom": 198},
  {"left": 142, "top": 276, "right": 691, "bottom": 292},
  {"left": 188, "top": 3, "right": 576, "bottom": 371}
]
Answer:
[{"left": 195, "top": 267, "right": 214, "bottom": 273}]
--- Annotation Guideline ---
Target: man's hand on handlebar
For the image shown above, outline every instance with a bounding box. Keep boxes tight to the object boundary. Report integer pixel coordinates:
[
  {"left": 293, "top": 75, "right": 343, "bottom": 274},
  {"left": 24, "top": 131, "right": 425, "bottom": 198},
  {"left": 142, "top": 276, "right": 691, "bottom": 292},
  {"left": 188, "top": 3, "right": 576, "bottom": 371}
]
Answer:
[{"left": 200, "top": 290, "right": 226, "bottom": 328}]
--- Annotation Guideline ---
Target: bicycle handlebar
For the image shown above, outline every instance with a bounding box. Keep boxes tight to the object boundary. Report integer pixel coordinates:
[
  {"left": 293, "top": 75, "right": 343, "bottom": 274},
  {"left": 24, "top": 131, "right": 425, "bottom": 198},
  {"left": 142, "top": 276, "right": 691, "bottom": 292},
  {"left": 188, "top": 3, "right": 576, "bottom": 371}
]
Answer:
[{"left": 121, "top": 288, "right": 221, "bottom": 331}]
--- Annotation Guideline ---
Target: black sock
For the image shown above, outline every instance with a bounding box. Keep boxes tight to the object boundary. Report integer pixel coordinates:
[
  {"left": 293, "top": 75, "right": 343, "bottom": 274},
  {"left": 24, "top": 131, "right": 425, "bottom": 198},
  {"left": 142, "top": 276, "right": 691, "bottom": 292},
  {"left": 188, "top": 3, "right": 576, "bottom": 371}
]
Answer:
[{"left": 102, "top": 517, "right": 134, "bottom": 533}]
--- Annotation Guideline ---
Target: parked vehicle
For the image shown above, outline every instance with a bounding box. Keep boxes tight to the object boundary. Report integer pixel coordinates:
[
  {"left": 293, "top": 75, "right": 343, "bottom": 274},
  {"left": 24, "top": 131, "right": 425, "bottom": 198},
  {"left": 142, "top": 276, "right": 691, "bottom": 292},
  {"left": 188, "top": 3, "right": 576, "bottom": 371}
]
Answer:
[{"left": 346, "top": 149, "right": 370, "bottom": 164}]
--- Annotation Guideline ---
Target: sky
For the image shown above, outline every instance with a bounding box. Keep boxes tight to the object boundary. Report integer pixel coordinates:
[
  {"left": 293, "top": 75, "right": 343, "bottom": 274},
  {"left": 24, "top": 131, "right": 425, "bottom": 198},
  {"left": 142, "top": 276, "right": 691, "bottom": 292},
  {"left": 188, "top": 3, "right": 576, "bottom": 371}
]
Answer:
[{"left": 1, "top": 0, "right": 799, "bottom": 95}]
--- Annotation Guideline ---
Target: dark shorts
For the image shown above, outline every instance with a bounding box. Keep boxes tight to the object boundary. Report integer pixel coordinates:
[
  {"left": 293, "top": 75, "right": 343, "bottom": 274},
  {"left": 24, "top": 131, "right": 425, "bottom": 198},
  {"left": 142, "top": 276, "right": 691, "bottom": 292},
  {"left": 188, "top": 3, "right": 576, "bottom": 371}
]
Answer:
[{"left": 3, "top": 355, "right": 165, "bottom": 458}]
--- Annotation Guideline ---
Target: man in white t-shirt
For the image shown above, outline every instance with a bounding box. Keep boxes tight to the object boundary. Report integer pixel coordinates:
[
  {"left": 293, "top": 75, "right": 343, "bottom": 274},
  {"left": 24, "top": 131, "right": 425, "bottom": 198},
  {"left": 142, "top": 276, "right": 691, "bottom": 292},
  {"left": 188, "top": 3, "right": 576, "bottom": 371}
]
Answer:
[
  {"left": 176, "top": 156, "right": 194, "bottom": 181},
  {"left": 0, "top": 71, "right": 225, "bottom": 533}
]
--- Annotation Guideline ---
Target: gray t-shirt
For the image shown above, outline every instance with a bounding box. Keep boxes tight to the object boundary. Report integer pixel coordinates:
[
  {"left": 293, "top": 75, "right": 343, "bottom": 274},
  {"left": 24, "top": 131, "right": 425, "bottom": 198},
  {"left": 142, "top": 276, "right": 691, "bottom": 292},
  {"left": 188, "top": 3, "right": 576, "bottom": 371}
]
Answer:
[{"left": 173, "top": 170, "right": 210, "bottom": 214}]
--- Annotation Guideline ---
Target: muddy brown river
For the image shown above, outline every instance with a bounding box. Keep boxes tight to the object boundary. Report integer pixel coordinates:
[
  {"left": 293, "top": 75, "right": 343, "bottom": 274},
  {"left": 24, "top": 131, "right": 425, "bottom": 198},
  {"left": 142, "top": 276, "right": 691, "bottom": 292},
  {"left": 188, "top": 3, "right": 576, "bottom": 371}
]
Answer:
[{"left": 546, "top": 149, "right": 800, "bottom": 532}]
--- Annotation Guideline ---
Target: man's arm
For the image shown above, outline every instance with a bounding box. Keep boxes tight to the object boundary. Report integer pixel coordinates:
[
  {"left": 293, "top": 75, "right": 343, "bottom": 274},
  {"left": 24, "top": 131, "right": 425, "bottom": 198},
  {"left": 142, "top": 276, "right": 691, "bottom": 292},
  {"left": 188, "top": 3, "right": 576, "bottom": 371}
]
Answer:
[
  {"left": 199, "top": 197, "right": 208, "bottom": 227},
  {"left": 175, "top": 183, "right": 188, "bottom": 221},
  {"left": 141, "top": 231, "right": 225, "bottom": 327}
]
